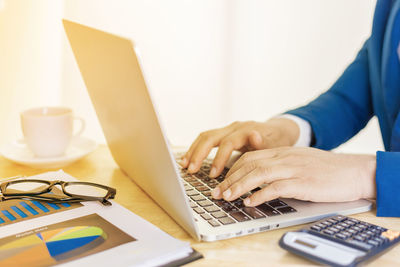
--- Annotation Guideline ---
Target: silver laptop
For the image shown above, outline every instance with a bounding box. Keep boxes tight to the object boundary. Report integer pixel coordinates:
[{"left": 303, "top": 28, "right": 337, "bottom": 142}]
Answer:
[{"left": 63, "top": 19, "right": 372, "bottom": 242}]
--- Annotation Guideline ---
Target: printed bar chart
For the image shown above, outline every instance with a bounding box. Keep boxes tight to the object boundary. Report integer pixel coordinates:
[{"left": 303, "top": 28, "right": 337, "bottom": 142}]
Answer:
[{"left": 0, "top": 199, "right": 82, "bottom": 226}]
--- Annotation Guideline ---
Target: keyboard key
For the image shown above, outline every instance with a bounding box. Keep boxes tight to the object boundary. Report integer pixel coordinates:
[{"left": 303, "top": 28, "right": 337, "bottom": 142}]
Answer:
[
  {"left": 205, "top": 205, "right": 220, "bottom": 213},
  {"left": 186, "top": 190, "right": 199, "bottom": 196},
  {"left": 219, "top": 217, "right": 235, "bottom": 225},
  {"left": 232, "top": 199, "right": 245, "bottom": 209},
  {"left": 201, "top": 213, "right": 212, "bottom": 220},
  {"left": 277, "top": 206, "right": 296, "bottom": 214},
  {"left": 198, "top": 200, "right": 213, "bottom": 207},
  {"left": 212, "top": 211, "right": 228, "bottom": 219},
  {"left": 242, "top": 207, "right": 265, "bottom": 219},
  {"left": 197, "top": 186, "right": 209, "bottom": 192},
  {"left": 221, "top": 204, "right": 239, "bottom": 213},
  {"left": 202, "top": 191, "right": 212, "bottom": 197},
  {"left": 208, "top": 219, "right": 220, "bottom": 227},
  {"left": 257, "top": 204, "right": 280, "bottom": 216},
  {"left": 191, "top": 195, "right": 205, "bottom": 201},
  {"left": 268, "top": 200, "right": 287, "bottom": 208},
  {"left": 189, "top": 201, "right": 197, "bottom": 208},
  {"left": 184, "top": 184, "right": 192, "bottom": 190},
  {"left": 230, "top": 211, "right": 251, "bottom": 222},
  {"left": 194, "top": 207, "right": 204, "bottom": 214},
  {"left": 190, "top": 181, "right": 203, "bottom": 187}
]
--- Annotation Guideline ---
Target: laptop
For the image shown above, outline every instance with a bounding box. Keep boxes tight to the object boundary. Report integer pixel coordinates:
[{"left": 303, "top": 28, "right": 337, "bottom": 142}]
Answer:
[{"left": 63, "top": 19, "right": 372, "bottom": 242}]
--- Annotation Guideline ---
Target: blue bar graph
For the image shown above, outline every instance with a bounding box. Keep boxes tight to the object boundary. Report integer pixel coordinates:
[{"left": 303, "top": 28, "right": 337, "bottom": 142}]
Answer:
[
  {"left": 20, "top": 202, "right": 39, "bottom": 215},
  {"left": 11, "top": 206, "right": 28, "bottom": 218},
  {"left": 31, "top": 201, "right": 49, "bottom": 212},
  {"left": 0, "top": 198, "right": 81, "bottom": 226},
  {"left": 47, "top": 203, "right": 61, "bottom": 210},
  {"left": 2, "top": 210, "right": 16, "bottom": 221}
]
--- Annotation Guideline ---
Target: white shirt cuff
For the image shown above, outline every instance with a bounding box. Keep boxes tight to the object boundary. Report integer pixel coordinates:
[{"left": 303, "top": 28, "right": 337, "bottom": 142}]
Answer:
[{"left": 277, "top": 114, "right": 312, "bottom": 147}]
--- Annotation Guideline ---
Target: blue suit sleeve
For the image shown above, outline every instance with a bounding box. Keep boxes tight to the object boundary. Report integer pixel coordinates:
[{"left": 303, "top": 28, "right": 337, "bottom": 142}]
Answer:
[
  {"left": 376, "top": 151, "right": 400, "bottom": 217},
  {"left": 285, "top": 41, "right": 374, "bottom": 150}
]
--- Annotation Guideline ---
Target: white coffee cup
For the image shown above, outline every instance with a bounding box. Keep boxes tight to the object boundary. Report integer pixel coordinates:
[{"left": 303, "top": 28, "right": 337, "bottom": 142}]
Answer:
[{"left": 21, "top": 107, "right": 85, "bottom": 158}]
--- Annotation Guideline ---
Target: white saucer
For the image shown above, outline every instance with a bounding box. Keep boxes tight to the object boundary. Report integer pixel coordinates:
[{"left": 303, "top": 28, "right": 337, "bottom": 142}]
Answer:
[{"left": 0, "top": 136, "right": 97, "bottom": 169}]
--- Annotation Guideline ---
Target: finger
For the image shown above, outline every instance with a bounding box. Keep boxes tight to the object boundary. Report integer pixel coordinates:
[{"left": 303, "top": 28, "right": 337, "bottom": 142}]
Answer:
[
  {"left": 215, "top": 163, "right": 293, "bottom": 200},
  {"left": 227, "top": 148, "right": 281, "bottom": 177},
  {"left": 243, "top": 178, "right": 303, "bottom": 206},
  {"left": 209, "top": 131, "right": 249, "bottom": 178},
  {"left": 187, "top": 128, "right": 234, "bottom": 173},
  {"left": 181, "top": 137, "right": 201, "bottom": 168}
]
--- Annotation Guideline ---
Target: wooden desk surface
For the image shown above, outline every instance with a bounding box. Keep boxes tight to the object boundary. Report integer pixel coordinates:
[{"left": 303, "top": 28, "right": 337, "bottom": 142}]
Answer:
[{"left": 1, "top": 145, "right": 399, "bottom": 266}]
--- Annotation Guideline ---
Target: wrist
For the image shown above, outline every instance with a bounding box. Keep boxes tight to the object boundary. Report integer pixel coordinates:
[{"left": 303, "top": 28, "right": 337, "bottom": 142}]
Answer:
[
  {"left": 359, "top": 155, "right": 377, "bottom": 199},
  {"left": 268, "top": 117, "right": 300, "bottom": 146}
]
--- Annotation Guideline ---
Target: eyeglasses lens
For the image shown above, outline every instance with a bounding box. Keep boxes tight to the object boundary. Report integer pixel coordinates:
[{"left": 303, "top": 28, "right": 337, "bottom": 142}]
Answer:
[
  {"left": 64, "top": 184, "right": 109, "bottom": 198},
  {"left": 6, "top": 181, "right": 49, "bottom": 194}
]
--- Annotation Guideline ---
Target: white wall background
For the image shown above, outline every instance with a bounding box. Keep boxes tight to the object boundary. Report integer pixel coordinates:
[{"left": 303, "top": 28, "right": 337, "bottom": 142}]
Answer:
[{"left": 0, "top": 0, "right": 382, "bottom": 155}]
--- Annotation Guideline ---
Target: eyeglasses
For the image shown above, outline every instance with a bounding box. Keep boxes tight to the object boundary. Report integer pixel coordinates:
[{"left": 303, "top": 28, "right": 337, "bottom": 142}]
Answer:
[{"left": 0, "top": 179, "right": 116, "bottom": 206}]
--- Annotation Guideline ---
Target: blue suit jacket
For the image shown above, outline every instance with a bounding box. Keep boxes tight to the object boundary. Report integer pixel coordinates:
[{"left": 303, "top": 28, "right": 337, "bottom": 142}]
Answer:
[{"left": 286, "top": 0, "right": 400, "bottom": 217}]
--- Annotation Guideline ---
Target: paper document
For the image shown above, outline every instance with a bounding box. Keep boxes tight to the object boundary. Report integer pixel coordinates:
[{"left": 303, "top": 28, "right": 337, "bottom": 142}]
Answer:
[{"left": 0, "top": 170, "right": 194, "bottom": 267}]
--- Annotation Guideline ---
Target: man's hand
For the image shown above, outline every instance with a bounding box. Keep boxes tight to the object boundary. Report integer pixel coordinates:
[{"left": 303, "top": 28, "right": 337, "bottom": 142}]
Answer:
[
  {"left": 211, "top": 147, "right": 376, "bottom": 206},
  {"left": 180, "top": 118, "right": 300, "bottom": 177}
]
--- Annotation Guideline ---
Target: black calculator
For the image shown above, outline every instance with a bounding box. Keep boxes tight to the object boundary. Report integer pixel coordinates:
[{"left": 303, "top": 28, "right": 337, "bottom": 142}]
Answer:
[{"left": 279, "top": 215, "right": 400, "bottom": 267}]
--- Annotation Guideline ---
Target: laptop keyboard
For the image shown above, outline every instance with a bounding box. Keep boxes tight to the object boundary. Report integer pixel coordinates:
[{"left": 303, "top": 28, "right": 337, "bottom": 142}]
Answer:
[{"left": 179, "top": 161, "right": 297, "bottom": 227}]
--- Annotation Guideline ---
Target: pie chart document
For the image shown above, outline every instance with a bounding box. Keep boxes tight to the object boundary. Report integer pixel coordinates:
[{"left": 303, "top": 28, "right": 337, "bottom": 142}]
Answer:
[{"left": 0, "top": 170, "right": 194, "bottom": 267}]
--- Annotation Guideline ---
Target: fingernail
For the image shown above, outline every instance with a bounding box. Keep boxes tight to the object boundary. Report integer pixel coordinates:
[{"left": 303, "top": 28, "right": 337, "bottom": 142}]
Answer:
[
  {"left": 209, "top": 167, "right": 217, "bottom": 177},
  {"left": 180, "top": 158, "right": 187, "bottom": 167},
  {"left": 244, "top": 198, "right": 251, "bottom": 206},
  {"left": 212, "top": 187, "right": 220, "bottom": 198},
  {"left": 223, "top": 189, "right": 231, "bottom": 199},
  {"left": 188, "top": 163, "right": 196, "bottom": 172}
]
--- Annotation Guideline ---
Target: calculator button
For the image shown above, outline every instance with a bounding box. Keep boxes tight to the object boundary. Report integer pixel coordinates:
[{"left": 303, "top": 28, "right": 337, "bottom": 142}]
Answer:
[
  {"left": 327, "top": 219, "right": 337, "bottom": 224},
  {"left": 351, "top": 226, "right": 362, "bottom": 232},
  {"left": 344, "top": 220, "right": 356, "bottom": 226},
  {"left": 335, "top": 225, "right": 345, "bottom": 231},
  {"left": 328, "top": 227, "right": 340, "bottom": 233},
  {"left": 342, "top": 231, "right": 353, "bottom": 238},
  {"left": 354, "top": 235, "right": 365, "bottom": 242},
  {"left": 381, "top": 229, "right": 400, "bottom": 241},
  {"left": 334, "top": 215, "right": 347, "bottom": 222},
  {"left": 347, "top": 239, "right": 374, "bottom": 251},
  {"left": 335, "top": 233, "right": 347, "bottom": 240},
  {"left": 339, "top": 222, "right": 350, "bottom": 228},
  {"left": 311, "top": 225, "right": 322, "bottom": 231},
  {"left": 367, "top": 240, "right": 380, "bottom": 247},
  {"left": 373, "top": 237, "right": 386, "bottom": 245},
  {"left": 366, "top": 230, "right": 375, "bottom": 236},
  {"left": 322, "top": 221, "right": 332, "bottom": 227},
  {"left": 323, "top": 229, "right": 334, "bottom": 235},
  {"left": 347, "top": 229, "right": 357, "bottom": 235},
  {"left": 315, "top": 223, "right": 326, "bottom": 229},
  {"left": 358, "top": 224, "right": 368, "bottom": 230}
]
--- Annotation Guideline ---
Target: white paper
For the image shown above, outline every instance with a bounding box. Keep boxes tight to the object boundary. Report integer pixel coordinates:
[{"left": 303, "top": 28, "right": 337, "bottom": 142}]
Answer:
[{"left": 0, "top": 170, "right": 193, "bottom": 267}]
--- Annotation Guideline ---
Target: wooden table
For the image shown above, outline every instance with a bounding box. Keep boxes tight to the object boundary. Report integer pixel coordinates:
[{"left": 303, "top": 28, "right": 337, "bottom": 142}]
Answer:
[{"left": 1, "top": 145, "right": 399, "bottom": 266}]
